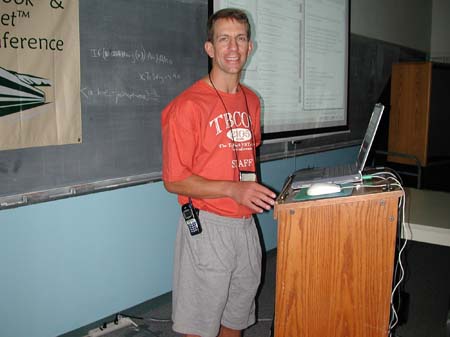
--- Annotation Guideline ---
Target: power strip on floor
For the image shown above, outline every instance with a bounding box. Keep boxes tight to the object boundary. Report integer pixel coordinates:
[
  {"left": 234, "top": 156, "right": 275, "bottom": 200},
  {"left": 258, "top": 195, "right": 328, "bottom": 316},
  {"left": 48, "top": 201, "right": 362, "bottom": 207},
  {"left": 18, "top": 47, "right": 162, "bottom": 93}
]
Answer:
[{"left": 85, "top": 316, "right": 137, "bottom": 337}]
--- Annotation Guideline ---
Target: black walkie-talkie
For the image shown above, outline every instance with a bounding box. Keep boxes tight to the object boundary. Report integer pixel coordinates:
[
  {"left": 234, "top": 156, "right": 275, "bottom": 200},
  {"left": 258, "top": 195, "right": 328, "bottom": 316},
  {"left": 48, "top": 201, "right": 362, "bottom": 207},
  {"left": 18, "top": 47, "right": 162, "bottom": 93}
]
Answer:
[{"left": 181, "top": 200, "right": 202, "bottom": 236}]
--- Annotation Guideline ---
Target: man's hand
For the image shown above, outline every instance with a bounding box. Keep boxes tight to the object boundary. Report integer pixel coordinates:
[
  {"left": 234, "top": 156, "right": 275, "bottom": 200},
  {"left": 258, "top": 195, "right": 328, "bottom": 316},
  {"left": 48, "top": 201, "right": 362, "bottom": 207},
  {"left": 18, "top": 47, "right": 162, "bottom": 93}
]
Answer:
[{"left": 229, "top": 181, "right": 276, "bottom": 213}]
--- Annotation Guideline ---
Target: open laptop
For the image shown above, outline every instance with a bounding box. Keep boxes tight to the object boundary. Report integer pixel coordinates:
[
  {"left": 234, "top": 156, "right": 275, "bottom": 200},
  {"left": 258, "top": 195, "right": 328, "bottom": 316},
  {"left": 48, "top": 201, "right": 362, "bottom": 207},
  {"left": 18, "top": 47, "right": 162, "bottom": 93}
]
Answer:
[{"left": 291, "top": 103, "right": 385, "bottom": 189}]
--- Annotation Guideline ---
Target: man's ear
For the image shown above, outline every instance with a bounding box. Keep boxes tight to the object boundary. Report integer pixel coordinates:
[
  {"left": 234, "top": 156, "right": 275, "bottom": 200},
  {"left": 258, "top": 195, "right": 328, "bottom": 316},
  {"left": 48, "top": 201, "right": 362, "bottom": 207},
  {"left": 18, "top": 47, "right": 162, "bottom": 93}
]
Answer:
[
  {"left": 247, "top": 41, "right": 253, "bottom": 56},
  {"left": 204, "top": 41, "right": 214, "bottom": 59}
]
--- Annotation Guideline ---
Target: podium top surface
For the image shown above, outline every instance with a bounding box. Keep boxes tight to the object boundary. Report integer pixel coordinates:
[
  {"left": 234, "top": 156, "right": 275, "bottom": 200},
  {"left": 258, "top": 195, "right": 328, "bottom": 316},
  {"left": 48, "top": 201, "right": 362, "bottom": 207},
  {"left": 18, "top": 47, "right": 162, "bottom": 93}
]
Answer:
[{"left": 276, "top": 178, "right": 403, "bottom": 209}]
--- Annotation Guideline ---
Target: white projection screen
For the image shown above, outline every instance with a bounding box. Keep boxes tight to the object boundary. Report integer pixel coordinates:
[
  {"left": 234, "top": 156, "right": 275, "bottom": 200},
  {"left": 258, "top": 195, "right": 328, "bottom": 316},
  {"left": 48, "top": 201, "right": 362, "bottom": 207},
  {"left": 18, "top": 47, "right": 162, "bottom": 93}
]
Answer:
[{"left": 213, "top": 0, "right": 349, "bottom": 142}]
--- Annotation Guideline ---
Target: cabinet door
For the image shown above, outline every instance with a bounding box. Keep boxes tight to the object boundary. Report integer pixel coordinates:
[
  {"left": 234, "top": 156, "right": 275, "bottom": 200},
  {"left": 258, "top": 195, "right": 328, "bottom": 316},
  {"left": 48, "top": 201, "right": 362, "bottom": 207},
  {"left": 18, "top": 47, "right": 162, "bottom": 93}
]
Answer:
[{"left": 389, "top": 62, "right": 431, "bottom": 166}]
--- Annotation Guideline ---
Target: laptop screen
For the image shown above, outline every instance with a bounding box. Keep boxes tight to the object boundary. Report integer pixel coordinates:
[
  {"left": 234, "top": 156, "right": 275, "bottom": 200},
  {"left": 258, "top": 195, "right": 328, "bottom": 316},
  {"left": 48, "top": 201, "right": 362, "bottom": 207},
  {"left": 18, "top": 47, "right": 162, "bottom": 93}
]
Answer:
[{"left": 355, "top": 103, "right": 385, "bottom": 171}]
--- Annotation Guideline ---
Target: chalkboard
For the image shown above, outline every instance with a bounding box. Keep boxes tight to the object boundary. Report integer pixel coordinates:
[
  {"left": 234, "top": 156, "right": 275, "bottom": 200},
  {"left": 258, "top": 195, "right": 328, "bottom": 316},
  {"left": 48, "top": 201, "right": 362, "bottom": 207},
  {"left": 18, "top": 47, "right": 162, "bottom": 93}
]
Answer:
[
  {"left": 0, "top": 0, "right": 207, "bottom": 207},
  {"left": 259, "top": 34, "right": 427, "bottom": 161}
]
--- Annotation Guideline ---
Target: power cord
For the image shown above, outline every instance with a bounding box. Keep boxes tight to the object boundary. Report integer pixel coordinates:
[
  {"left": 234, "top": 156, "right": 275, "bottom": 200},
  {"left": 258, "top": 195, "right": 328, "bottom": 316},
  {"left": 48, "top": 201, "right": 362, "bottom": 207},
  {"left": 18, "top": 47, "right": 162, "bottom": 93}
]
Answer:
[
  {"left": 143, "top": 316, "right": 274, "bottom": 323},
  {"left": 142, "top": 315, "right": 274, "bottom": 337},
  {"left": 144, "top": 316, "right": 171, "bottom": 323},
  {"left": 358, "top": 171, "right": 410, "bottom": 337}
]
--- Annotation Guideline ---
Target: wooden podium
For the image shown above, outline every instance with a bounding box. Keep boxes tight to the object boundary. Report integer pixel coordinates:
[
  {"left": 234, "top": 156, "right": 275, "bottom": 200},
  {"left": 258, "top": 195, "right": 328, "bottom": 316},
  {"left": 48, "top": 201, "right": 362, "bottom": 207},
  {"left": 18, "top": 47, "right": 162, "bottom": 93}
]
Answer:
[{"left": 274, "top": 187, "right": 403, "bottom": 337}]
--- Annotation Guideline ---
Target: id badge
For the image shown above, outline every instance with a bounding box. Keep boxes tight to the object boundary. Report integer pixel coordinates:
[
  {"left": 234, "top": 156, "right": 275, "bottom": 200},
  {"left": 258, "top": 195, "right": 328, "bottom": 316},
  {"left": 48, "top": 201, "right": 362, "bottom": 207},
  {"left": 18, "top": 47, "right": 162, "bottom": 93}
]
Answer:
[{"left": 240, "top": 171, "right": 257, "bottom": 182}]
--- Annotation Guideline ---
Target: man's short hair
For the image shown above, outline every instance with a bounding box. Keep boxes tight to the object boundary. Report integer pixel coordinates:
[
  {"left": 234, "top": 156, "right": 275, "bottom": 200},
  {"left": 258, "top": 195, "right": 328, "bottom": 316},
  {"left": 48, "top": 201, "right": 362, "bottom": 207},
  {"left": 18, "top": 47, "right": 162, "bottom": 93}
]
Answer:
[{"left": 207, "top": 8, "right": 251, "bottom": 42}]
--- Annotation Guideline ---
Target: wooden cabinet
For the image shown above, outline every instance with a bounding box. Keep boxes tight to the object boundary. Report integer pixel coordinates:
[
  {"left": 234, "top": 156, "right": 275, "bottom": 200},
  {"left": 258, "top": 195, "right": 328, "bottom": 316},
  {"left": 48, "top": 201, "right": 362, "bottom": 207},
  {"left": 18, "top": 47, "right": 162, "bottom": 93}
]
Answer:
[
  {"left": 274, "top": 189, "right": 402, "bottom": 337},
  {"left": 388, "top": 62, "right": 450, "bottom": 166}
]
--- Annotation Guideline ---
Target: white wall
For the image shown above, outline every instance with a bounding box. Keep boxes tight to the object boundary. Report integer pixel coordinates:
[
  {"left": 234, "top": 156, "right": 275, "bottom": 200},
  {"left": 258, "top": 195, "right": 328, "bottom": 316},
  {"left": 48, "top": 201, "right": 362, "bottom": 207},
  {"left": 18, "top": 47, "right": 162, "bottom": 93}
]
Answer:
[
  {"left": 351, "top": 0, "right": 432, "bottom": 53},
  {"left": 430, "top": 0, "right": 450, "bottom": 62}
]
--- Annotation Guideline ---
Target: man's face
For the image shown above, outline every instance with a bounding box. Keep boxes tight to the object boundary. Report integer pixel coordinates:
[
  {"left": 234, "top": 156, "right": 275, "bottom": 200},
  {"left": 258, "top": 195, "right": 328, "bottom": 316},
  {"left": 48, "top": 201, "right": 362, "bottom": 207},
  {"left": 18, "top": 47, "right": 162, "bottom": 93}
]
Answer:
[{"left": 205, "top": 18, "right": 253, "bottom": 76}]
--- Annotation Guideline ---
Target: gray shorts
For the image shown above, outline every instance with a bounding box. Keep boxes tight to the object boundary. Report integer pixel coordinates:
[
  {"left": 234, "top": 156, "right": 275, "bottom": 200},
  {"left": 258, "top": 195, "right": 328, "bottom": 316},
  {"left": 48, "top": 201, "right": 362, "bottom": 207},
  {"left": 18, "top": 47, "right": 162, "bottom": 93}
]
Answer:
[{"left": 172, "top": 210, "right": 262, "bottom": 337}]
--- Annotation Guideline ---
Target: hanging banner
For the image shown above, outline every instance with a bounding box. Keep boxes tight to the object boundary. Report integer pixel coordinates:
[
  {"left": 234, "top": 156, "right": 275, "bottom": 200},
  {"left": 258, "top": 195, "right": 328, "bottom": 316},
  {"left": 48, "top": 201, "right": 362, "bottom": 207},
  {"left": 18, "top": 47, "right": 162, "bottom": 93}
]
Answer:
[{"left": 0, "top": 0, "right": 81, "bottom": 150}]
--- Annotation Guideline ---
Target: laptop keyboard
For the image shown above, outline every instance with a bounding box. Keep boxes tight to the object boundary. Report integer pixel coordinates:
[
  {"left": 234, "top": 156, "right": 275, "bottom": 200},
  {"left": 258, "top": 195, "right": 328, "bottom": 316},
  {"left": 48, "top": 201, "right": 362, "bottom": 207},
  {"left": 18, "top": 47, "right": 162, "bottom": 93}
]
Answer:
[
  {"left": 291, "top": 163, "right": 357, "bottom": 189},
  {"left": 323, "top": 163, "right": 354, "bottom": 178}
]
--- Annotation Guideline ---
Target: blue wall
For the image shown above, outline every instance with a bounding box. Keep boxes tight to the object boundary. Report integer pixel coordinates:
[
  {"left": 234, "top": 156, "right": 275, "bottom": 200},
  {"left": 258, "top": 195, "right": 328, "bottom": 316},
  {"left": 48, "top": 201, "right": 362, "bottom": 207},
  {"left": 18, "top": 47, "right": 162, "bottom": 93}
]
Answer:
[{"left": 0, "top": 147, "right": 357, "bottom": 337}]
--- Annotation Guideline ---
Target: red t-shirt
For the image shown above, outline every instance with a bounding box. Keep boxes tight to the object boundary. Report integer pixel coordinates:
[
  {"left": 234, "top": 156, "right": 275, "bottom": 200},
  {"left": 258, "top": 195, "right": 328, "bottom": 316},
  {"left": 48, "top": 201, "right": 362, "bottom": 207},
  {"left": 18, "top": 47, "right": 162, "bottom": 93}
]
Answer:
[{"left": 161, "top": 79, "right": 261, "bottom": 218}]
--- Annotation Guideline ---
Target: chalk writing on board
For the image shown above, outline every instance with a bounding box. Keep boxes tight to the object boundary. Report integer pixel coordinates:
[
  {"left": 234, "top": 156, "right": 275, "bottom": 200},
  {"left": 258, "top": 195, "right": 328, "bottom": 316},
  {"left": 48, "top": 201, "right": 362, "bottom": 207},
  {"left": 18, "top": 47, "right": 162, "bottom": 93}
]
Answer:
[
  {"left": 138, "top": 72, "right": 181, "bottom": 83},
  {"left": 89, "top": 47, "right": 174, "bottom": 65},
  {"left": 80, "top": 87, "right": 160, "bottom": 104}
]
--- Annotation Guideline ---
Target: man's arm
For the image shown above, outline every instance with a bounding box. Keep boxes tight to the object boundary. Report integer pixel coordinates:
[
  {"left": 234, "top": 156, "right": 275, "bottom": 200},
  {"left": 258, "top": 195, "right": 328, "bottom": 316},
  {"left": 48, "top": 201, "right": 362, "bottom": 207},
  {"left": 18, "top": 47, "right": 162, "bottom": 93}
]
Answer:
[{"left": 164, "top": 175, "right": 276, "bottom": 213}]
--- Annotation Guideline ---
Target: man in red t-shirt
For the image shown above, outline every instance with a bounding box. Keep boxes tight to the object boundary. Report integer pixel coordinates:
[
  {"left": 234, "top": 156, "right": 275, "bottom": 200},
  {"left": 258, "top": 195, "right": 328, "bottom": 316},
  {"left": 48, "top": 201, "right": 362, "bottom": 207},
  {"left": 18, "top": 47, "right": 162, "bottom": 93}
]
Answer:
[{"left": 162, "top": 8, "right": 276, "bottom": 337}]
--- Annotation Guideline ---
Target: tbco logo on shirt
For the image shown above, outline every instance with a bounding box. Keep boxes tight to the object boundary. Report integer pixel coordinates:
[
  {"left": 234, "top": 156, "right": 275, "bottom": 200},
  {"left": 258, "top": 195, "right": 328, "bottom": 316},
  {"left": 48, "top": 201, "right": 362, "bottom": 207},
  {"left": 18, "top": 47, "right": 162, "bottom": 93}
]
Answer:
[
  {"left": 209, "top": 111, "right": 252, "bottom": 142},
  {"left": 227, "top": 128, "right": 251, "bottom": 142}
]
